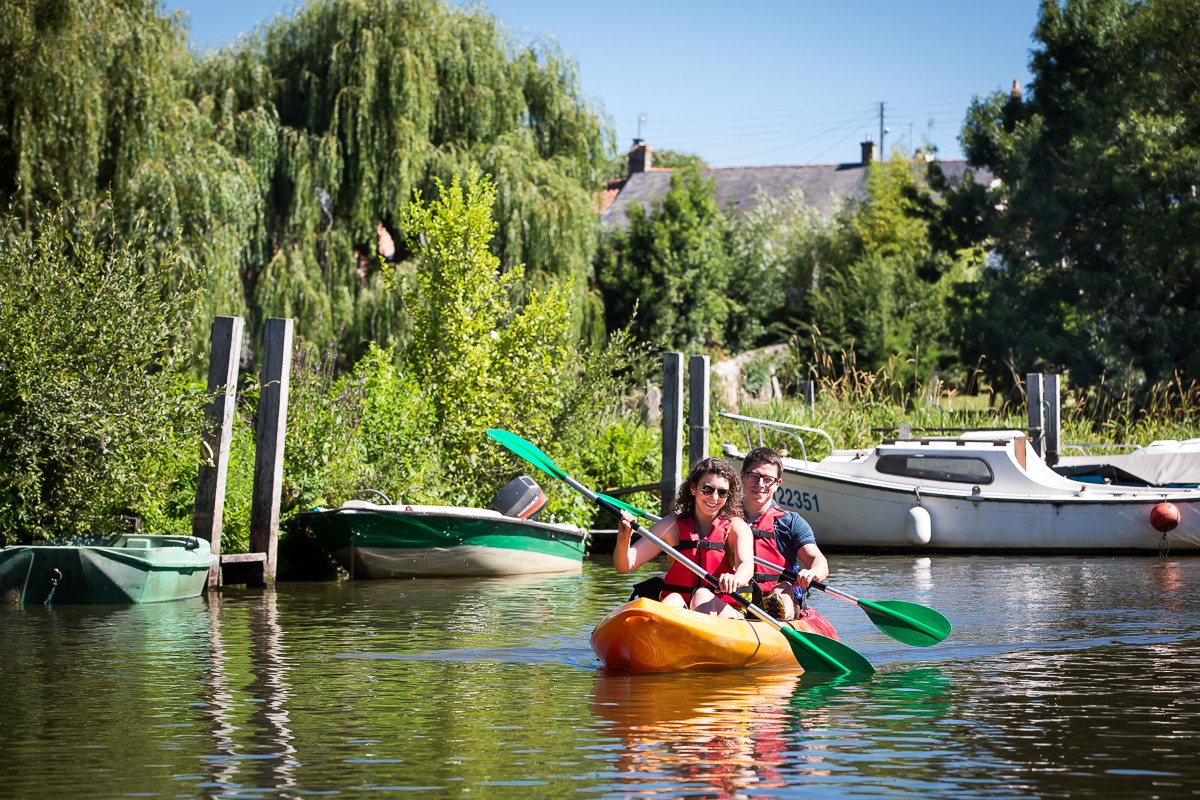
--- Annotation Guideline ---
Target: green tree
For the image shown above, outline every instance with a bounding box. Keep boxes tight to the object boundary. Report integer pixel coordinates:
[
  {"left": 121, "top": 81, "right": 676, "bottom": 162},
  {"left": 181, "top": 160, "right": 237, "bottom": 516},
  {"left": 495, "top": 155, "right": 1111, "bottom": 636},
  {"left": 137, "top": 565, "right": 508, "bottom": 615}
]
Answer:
[
  {"left": 797, "top": 158, "right": 974, "bottom": 383},
  {"left": 726, "top": 187, "right": 827, "bottom": 348},
  {"left": 0, "top": 203, "right": 201, "bottom": 545},
  {"left": 598, "top": 168, "right": 738, "bottom": 352},
  {"left": 191, "top": 0, "right": 614, "bottom": 356},
  {"left": 0, "top": 0, "right": 262, "bottom": 364},
  {"left": 949, "top": 0, "right": 1200, "bottom": 393},
  {"left": 649, "top": 149, "right": 708, "bottom": 170}
]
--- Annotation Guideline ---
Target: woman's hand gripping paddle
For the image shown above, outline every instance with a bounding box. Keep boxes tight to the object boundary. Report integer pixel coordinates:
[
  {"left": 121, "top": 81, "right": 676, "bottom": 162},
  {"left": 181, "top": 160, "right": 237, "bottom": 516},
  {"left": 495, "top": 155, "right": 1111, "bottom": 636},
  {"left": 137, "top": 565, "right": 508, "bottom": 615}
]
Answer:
[
  {"left": 486, "top": 429, "right": 875, "bottom": 676},
  {"left": 598, "top": 494, "right": 951, "bottom": 648}
]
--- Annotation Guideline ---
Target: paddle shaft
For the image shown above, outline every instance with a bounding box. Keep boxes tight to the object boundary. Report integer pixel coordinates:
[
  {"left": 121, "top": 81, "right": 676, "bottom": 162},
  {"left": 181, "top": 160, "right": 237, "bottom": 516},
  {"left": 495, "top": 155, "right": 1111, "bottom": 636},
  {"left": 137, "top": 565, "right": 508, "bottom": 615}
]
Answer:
[{"left": 754, "top": 556, "right": 948, "bottom": 641}]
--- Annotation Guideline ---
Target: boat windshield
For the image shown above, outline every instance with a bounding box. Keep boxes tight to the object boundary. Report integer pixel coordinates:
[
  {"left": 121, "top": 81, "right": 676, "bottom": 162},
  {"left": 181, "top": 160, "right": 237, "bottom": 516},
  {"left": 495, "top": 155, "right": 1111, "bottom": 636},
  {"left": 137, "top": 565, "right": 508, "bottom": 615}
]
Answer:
[{"left": 875, "top": 455, "right": 995, "bottom": 484}]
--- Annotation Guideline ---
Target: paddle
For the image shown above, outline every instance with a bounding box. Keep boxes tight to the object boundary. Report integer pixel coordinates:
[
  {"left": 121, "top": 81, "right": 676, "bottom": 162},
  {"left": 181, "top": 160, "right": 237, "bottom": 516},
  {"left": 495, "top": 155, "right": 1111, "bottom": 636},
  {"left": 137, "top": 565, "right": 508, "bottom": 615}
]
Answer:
[
  {"left": 486, "top": 429, "right": 874, "bottom": 676},
  {"left": 597, "top": 493, "right": 951, "bottom": 647}
]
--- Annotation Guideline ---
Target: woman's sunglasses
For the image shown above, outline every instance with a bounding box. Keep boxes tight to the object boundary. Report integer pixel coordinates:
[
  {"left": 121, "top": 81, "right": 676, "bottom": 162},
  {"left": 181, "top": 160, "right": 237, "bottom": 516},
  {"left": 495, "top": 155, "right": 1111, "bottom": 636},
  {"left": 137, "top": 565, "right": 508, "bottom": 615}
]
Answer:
[{"left": 698, "top": 485, "right": 730, "bottom": 499}]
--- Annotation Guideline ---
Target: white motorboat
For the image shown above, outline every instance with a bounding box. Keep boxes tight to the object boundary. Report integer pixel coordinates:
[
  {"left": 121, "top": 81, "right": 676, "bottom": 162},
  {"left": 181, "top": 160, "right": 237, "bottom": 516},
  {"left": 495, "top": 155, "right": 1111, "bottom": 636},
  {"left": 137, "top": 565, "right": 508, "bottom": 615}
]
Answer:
[{"left": 720, "top": 413, "right": 1200, "bottom": 554}]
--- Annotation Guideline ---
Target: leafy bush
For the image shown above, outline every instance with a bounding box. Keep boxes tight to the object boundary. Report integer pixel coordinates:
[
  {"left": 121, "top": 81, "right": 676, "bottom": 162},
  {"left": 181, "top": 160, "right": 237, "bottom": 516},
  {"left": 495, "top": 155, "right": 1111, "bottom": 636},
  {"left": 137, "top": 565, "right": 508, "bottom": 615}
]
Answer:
[{"left": 0, "top": 202, "right": 202, "bottom": 544}]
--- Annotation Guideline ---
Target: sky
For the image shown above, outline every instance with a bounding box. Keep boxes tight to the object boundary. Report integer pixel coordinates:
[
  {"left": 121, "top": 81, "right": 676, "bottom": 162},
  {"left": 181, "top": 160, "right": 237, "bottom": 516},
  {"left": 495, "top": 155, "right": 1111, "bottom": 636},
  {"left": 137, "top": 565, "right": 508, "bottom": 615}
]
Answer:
[{"left": 165, "top": 0, "right": 1042, "bottom": 167}]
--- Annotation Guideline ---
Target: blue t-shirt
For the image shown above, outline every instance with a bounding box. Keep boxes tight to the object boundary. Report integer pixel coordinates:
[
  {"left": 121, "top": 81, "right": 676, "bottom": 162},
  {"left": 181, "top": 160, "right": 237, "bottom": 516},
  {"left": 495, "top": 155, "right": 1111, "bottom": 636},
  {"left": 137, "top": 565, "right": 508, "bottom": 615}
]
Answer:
[{"left": 773, "top": 507, "right": 816, "bottom": 571}]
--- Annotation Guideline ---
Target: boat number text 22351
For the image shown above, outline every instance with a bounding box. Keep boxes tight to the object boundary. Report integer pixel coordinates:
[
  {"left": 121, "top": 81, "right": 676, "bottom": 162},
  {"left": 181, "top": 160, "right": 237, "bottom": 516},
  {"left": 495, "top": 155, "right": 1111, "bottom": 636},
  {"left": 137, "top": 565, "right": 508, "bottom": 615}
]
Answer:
[{"left": 779, "top": 488, "right": 820, "bottom": 513}]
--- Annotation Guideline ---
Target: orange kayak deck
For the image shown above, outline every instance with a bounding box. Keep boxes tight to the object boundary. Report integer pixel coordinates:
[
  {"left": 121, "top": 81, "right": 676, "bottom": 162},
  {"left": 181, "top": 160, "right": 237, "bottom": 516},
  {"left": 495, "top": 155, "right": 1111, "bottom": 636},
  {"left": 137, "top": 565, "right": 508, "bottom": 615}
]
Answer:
[{"left": 590, "top": 597, "right": 840, "bottom": 673}]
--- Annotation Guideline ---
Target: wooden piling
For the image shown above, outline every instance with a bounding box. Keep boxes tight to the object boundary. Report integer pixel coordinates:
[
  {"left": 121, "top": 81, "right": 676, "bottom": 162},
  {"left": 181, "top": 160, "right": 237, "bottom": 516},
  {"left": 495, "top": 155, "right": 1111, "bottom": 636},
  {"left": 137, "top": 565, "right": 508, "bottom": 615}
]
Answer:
[
  {"left": 1042, "top": 373, "right": 1061, "bottom": 467},
  {"left": 662, "top": 353, "right": 684, "bottom": 517},
  {"left": 1026, "top": 372, "right": 1061, "bottom": 465},
  {"left": 688, "top": 354, "right": 710, "bottom": 468},
  {"left": 193, "top": 316, "right": 244, "bottom": 590},
  {"left": 248, "top": 318, "right": 293, "bottom": 588}
]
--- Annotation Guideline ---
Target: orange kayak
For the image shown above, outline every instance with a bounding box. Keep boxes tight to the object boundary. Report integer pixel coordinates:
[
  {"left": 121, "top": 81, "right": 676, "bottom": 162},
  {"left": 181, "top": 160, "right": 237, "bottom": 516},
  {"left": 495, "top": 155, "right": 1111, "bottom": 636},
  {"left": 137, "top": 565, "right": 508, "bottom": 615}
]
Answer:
[{"left": 590, "top": 597, "right": 841, "bottom": 673}]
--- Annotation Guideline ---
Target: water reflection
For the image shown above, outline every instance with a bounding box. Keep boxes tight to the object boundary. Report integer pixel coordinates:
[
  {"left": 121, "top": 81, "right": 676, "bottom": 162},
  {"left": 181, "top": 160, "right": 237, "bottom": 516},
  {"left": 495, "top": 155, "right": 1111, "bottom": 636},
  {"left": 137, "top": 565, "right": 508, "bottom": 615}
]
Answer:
[
  {"left": 911, "top": 556, "right": 933, "bottom": 591},
  {"left": 590, "top": 665, "right": 958, "bottom": 797},
  {"left": 591, "top": 670, "right": 806, "bottom": 797},
  {"left": 202, "top": 591, "right": 298, "bottom": 796},
  {"left": 1151, "top": 560, "right": 1184, "bottom": 612}
]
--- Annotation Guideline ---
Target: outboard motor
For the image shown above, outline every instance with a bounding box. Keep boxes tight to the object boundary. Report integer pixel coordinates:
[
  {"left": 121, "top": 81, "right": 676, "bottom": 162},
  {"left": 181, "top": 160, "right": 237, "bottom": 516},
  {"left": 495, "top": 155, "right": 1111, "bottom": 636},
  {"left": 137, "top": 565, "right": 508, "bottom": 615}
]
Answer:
[{"left": 489, "top": 475, "right": 547, "bottom": 520}]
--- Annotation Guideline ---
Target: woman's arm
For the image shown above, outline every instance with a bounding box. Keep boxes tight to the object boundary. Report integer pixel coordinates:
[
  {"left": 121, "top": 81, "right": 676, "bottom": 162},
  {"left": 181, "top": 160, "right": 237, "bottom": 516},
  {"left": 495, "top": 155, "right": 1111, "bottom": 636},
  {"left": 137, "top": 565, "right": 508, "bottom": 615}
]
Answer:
[
  {"left": 717, "top": 517, "right": 756, "bottom": 593},
  {"left": 613, "top": 512, "right": 676, "bottom": 573}
]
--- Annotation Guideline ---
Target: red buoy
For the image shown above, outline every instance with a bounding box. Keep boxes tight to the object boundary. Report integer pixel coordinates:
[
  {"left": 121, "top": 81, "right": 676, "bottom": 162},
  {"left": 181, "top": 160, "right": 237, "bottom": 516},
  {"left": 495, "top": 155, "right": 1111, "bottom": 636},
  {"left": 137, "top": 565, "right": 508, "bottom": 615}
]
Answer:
[{"left": 1150, "top": 502, "right": 1181, "bottom": 533}]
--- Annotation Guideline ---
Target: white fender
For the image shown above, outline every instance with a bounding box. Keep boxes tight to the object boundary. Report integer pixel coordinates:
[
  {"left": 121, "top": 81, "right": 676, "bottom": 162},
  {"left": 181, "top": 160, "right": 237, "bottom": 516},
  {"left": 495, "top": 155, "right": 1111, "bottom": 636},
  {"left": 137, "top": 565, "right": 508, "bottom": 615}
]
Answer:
[{"left": 907, "top": 506, "right": 932, "bottom": 545}]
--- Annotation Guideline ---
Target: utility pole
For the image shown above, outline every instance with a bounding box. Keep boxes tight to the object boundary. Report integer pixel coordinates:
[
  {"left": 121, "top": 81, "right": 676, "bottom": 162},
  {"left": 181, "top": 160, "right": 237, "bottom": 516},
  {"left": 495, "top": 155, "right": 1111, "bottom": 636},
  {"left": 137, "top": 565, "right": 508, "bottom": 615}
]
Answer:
[{"left": 878, "top": 102, "right": 886, "bottom": 161}]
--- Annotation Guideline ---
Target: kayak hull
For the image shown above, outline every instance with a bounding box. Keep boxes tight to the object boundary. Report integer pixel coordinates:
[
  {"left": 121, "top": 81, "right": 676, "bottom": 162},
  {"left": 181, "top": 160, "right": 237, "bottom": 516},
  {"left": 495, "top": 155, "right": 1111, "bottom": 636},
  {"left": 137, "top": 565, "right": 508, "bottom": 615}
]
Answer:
[{"left": 590, "top": 597, "right": 840, "bottom": 673}]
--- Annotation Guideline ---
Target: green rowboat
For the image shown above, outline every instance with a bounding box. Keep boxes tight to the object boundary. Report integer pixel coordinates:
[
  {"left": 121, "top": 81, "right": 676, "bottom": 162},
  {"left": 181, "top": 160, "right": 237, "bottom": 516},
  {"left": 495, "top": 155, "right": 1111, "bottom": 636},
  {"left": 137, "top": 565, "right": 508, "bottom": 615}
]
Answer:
[
  {"left": 295, "top": 501, "right": 589, "bottom": 578},
  {"left": 0, "top": 535, "right": 217, "bottom": 605}
]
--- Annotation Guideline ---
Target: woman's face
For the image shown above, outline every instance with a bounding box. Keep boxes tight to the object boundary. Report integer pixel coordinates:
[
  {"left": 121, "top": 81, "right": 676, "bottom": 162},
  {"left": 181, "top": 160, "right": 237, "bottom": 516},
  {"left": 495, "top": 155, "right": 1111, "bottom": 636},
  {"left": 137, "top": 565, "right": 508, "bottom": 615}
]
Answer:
[{"left": 690, "top": 471, "right": 731, "bottom": 517}]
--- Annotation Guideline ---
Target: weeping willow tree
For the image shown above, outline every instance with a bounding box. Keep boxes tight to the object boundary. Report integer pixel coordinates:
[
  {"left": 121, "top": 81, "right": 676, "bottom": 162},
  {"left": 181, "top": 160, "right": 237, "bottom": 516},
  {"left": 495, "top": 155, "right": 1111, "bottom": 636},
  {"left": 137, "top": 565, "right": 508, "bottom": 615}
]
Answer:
[
  {"left": 0, "top": 0, "right": 614, "bottom": 368},
  {"left": 0, "top": 0, "right": 262, "bottom": 360},
  {"left": 190, "top": 0, "right": 614, "bottom": 357}
]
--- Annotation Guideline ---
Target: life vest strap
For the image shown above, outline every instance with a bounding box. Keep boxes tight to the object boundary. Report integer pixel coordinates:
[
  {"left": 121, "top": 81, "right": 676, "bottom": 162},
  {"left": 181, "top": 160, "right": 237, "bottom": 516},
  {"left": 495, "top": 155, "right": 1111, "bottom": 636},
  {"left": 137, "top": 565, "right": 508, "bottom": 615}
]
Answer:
[
  {"left": 676, "top": 539, "right": 724, "bottom": 552},
  {"left": 753, "top": 571, "right": 788, "bottom": 583}
]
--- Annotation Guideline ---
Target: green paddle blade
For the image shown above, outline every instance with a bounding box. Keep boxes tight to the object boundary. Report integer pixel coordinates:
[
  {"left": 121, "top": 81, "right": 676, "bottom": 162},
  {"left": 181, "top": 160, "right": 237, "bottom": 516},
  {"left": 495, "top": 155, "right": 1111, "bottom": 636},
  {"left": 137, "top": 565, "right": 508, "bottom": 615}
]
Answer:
[
  {"left": 595, "top": 494, "right": 652, "bottom": 518},
  {"left": 858, "top": 599, "right": 952, "bottom": 647},
  {"left": 810, "top": 580, "right": 952, "bottom": 648},
  {"left": 486, "top": 429, "right": 567, "bottom": 480},
  {"left": 779, "top": 626, "right": 876, "bottom": 676}
]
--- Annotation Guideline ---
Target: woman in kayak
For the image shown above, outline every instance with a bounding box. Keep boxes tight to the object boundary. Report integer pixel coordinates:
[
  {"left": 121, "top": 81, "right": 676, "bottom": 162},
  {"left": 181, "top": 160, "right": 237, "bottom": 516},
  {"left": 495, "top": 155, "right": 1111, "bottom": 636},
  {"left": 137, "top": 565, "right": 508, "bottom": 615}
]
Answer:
[{"left": 613, "top": 457, "right": 755, "bottom": 618}]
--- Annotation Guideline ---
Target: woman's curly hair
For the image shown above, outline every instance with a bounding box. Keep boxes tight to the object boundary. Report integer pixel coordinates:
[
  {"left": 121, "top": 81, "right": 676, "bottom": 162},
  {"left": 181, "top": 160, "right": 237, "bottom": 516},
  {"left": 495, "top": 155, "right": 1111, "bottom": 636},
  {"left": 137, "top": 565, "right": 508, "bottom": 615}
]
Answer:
[{"left": 672, "top": 457, "right": 743, "bottom": 520}]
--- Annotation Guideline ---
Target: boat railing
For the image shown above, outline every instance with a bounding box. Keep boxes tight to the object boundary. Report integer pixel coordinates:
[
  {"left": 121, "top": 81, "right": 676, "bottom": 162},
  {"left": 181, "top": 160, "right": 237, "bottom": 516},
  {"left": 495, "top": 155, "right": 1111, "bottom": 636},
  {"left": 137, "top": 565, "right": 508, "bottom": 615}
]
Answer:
[
  {"left": 872, "top": 424, "right": 1042, "bottom": 437},
  {"left": 1060, "top": 442, "right": 1140, "bottom": 455},
  {"left": 718, "top": 412, "right": 836, "bottom": 465}
]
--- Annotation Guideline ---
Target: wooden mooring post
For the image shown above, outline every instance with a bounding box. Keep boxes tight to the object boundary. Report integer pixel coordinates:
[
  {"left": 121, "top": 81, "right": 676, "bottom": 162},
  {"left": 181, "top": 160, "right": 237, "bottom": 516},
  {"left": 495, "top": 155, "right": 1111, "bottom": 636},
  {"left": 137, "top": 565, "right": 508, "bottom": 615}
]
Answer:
[
  {"left": 688, "top": 354, "right": 710, "bottom": 468},
  {"left": 192, "top": 316, "right": 293, "bottom": 589},
  {"left": 661, "top": 353, "right": 714, "bottom": 512},
  {"left": 193, "top": 317, "right": 244, "bottom": 590},
  {"left": 661, "top": 353, "right": 684, "bottom": 517}
]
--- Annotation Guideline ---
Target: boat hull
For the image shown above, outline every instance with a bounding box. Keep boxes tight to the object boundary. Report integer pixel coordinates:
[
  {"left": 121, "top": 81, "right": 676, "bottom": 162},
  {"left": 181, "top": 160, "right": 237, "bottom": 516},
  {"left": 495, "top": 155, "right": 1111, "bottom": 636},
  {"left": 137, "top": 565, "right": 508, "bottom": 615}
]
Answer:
[
  {"left": 0, "top": 535, "right": 217, "bottom": 604},
  {"left": 590, "top": 597, "right": 840, "bottom": 673},
  {"left": 728, "top": 453, "right": 1200, "bottom": 553},
  {"left": 295, "top": 503, "right": 588, "bottom": 577}
]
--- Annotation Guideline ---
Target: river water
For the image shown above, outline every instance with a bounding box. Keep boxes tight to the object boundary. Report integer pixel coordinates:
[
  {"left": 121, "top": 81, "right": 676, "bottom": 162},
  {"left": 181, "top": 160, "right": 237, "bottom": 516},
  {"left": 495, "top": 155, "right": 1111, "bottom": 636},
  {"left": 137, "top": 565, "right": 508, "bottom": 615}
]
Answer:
[{"left": 2, "top": 554, "right": 1198, "bottom": 799}]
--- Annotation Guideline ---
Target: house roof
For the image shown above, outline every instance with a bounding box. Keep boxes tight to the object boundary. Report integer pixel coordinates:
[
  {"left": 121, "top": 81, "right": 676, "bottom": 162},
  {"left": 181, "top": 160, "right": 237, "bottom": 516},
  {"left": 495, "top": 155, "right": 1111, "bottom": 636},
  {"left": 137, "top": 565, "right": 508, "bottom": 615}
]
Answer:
[{"left": 601, "top": 158, "right": 989, "bottom": 231}]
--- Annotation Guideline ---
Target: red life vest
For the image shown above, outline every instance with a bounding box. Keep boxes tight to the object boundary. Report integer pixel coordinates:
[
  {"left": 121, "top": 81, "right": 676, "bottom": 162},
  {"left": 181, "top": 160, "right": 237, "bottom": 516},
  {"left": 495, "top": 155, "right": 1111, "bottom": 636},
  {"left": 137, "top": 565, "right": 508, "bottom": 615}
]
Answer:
[
  {"left": 749, "top": 505, "right": 790, "bottom": 592},
  {"left": 660, "top": 515, "right": 734, "bottom": 603}
]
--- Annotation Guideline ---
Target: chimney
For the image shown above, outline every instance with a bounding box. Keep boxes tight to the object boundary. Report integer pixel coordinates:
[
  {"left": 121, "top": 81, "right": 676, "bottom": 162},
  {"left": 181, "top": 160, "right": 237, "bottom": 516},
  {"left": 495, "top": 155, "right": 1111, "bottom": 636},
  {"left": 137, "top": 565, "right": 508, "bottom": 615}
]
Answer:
[
  {"left": 628, "top": 138, "right": 652, "bottom": 174},
  {"left": 1011, "top": 79, "right": 1022, "bottom": 100},
  {"left": 860, "top": 136, "right": 875, "bottom": 165}
]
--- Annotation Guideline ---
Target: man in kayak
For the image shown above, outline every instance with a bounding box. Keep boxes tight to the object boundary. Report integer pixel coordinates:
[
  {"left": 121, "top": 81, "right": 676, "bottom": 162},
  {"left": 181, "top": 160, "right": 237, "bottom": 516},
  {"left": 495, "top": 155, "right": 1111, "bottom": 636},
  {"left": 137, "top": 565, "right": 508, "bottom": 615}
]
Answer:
[
  {"left": 613, "top": 457, "right": 755, "bottom": 618},
  {"left": 740, "top": 447, "right": 829, "bottom": 620}
]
